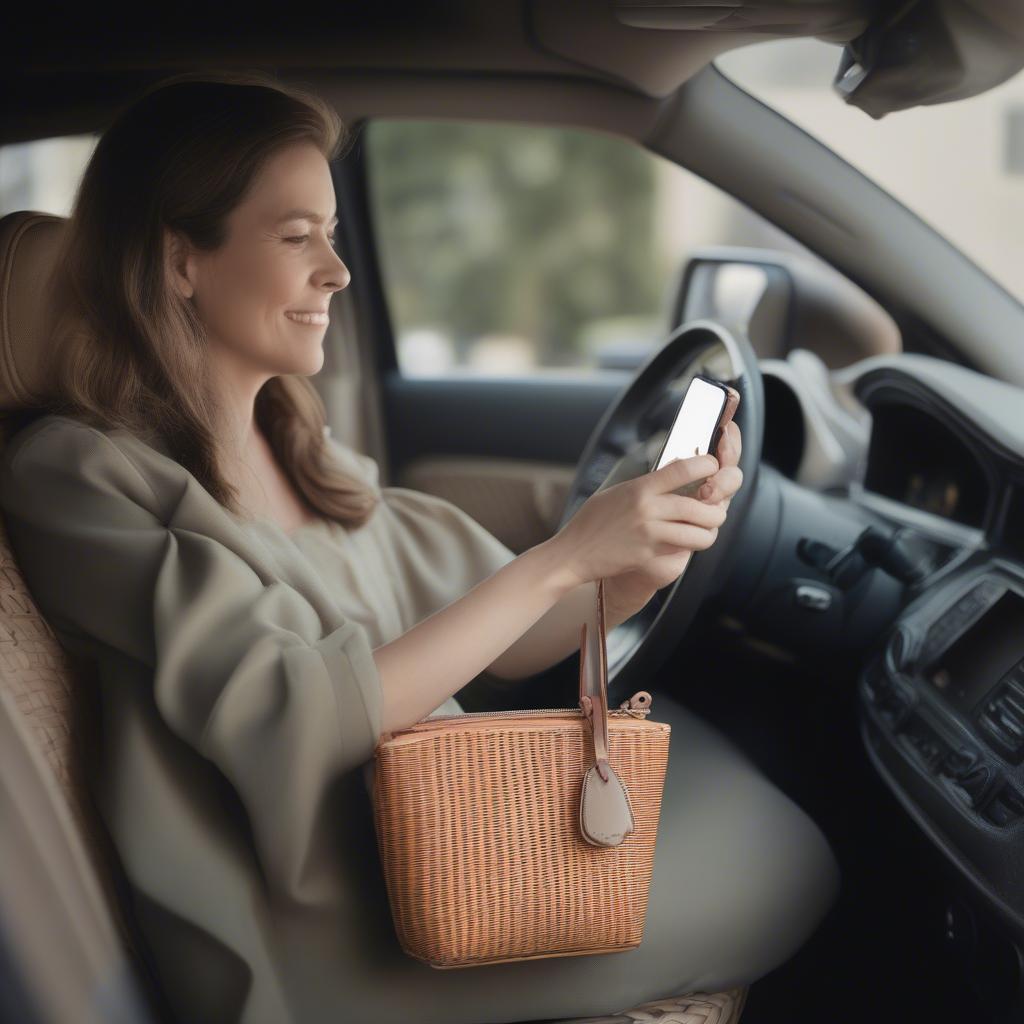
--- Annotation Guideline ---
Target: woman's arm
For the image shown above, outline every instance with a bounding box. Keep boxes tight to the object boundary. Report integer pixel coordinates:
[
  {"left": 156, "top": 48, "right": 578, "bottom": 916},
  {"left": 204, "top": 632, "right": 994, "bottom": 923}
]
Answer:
[
  {"left": 480, "top": 576, "right": 637, "bottom": 685},
  {"left": 375, "top": 554, "right": 660, "bottom": 733},
  {"left": 375, "top": 535, "right": 581, "bottom": 733},
  {"left": 415, "top": 420, "right": 745, "bottom": 702},
  {"left": 378, "top": 421, "right": 746, "bottom": 732}
]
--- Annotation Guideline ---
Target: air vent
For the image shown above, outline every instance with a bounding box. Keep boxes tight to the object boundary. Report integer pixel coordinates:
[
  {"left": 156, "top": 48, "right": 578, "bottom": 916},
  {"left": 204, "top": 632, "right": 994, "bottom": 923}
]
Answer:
[{"left": 978, "top": 665, "right": 1024, "bottom": 764}]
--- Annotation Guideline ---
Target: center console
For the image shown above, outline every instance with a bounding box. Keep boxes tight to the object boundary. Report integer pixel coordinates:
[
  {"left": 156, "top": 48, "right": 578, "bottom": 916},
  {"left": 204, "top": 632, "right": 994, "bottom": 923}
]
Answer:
[{"left": 859, "top": 554, "right": 1024, "bottom": 1010}]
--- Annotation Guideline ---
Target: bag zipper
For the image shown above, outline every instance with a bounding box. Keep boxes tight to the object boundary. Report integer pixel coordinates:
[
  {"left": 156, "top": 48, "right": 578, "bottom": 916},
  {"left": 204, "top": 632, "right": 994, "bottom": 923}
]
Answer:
[{"left": 415, "top": 691, "right": 653, "bottom": 724}]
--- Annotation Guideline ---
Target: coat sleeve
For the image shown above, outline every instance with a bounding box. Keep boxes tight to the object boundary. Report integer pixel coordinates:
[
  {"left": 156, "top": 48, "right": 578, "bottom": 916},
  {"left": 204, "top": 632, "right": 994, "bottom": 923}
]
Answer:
[{"left": 0, "top": 419, "right": 384, "bottom": 904}]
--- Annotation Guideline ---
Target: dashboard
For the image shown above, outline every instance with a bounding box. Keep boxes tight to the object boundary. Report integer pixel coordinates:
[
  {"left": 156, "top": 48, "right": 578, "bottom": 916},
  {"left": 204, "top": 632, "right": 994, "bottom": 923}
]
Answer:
[
  {"left": 862, "top": 401, "right": 989, "bottom": 526},
  {"left": 760, "top": 349, "right": 1024, "bottom": 557},
  {"left": 753, "top": 346, "right": 1024, "bottom": 1007}
]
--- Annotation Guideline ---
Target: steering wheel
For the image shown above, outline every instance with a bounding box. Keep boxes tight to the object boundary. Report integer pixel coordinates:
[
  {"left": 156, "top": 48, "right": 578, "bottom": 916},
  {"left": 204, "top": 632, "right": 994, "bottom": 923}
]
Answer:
[{"left": 556, "top": 319, "right": 764, "bottom": 705}]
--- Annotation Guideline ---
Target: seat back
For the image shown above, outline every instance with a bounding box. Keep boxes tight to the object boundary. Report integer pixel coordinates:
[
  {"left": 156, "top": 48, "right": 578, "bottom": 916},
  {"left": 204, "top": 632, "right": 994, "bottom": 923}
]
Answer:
[
  {"left": 0, "top": 210, "right": 167, "bottom": 1022},
  {"left": 0, "top": 514, "right": 164, "bottom": 1022}
]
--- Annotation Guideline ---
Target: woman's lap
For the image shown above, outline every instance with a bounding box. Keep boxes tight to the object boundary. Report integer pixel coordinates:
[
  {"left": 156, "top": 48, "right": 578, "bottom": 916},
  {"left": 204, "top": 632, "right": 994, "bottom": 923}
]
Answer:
[{"left": 281, "top": 693, "right": 841, "bottom": 1024}]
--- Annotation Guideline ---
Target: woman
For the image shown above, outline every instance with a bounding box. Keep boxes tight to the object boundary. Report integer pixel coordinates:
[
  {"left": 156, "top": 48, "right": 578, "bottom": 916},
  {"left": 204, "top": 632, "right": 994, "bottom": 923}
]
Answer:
[{"left": 0, "top": 71, "right": 839, "bottom": 1023}]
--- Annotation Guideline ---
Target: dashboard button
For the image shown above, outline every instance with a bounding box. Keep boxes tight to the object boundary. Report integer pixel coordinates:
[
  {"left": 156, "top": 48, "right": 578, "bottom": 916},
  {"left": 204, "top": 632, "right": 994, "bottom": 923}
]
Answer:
[
  {"left": 982, "top": 785, "right": 1024, "bottom": 827},
  {"left": 794, "top": 584, "right": 832, "bottom": 611},
  {"left": 948, "top": 764, "right": 997, "bottom": 808},
  {"left": 939, "top": 747, "right": 979, "bottom": 778}
]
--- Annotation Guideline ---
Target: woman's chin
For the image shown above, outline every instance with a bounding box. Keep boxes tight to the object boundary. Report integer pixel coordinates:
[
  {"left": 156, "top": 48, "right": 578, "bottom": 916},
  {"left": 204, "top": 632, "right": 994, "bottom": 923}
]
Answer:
[
  {"left": 296, "top": 350, "right": 326, "bottom": 375},
  {"left": 296, "top": 332, "right": 327, "bottom": 359},
  {"left": 272, "top": 348, "right": 325, "bottom": 377}
]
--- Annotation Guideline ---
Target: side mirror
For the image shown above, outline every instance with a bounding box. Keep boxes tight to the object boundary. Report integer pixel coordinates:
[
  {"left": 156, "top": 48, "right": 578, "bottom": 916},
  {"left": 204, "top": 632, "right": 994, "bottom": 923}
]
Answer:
[{"left": 671, "top": 245, "right": 900, "bottom": 370}]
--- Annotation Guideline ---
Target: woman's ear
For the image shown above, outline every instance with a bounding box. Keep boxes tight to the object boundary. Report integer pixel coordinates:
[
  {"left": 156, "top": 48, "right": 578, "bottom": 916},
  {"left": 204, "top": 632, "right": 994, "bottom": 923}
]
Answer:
[{"left": 163, "top": 226, "right": 196, "bottom": 301}]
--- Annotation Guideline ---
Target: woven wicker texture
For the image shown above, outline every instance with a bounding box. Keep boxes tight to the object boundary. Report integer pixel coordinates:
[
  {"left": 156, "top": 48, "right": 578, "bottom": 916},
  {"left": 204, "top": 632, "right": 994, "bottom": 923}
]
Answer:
[
  {"left": 545, "top": 985, "right": 748, "bottom": 1023},
  {"left": 373, "top": 715, "right": 671, "bottom": 968},
  {"left": 0, "top": 516, "right": 97, "bottom": 847},
  {"left": 0, "top": 513, "right": 142, "bottom": 960}
]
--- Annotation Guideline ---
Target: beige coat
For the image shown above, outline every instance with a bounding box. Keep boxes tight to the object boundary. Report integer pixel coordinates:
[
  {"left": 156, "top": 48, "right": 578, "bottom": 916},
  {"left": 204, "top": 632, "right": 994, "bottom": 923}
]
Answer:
[
  {"left": 0, "top": 413, "right": 521, "bottom": 1021},
  {"left": 0, "top": 413, "right": 843, "bottom": 1024}
]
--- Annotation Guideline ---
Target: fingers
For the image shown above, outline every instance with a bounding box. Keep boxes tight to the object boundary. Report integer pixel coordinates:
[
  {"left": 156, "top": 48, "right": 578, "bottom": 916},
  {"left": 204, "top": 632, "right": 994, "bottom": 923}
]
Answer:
[
  {"left": 654, "top": 492, "right": 728, "bottom": 530},
  {"left": 651, "top": 454, "right": 719, "bottom": 493},
  {"left": 647, "top": 519, "right": 719, "bottom": 552},
  {"left": 696, "top": 464, "right": 743, "bottom": 504}
]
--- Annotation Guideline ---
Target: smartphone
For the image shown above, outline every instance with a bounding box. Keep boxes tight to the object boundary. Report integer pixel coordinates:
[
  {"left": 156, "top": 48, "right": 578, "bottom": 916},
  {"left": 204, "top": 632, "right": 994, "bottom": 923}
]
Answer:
[{"left": 654, "top": 374, "right": 740, "bottom": 498}]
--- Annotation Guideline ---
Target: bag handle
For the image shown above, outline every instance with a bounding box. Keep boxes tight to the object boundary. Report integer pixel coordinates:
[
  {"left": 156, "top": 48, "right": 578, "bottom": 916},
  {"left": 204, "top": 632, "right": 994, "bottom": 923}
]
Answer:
[
  {"left": 578, "top": 578, "right": 611, "bottom": 781},
  {"left": 577, "top": 578, "right": 637, "bottom": 847}
]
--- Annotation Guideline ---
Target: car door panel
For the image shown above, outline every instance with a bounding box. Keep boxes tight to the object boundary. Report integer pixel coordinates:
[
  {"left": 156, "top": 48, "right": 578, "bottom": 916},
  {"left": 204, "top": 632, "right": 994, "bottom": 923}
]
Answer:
[{"left": 381, "top": 372, "right": 628, "bottom": 552}]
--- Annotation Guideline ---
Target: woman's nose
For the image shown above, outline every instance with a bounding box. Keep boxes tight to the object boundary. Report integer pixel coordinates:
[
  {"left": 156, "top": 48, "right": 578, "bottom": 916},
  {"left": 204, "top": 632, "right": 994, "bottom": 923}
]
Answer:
[{"left": 321, "top": 257, "right": 351, "bottom": 292}]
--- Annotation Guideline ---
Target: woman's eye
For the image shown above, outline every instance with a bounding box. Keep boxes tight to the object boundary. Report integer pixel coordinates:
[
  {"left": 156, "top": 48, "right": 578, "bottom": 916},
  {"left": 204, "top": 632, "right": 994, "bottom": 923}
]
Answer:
[{"left": 286, "top": 234, "right": 339, "bottom": 248}]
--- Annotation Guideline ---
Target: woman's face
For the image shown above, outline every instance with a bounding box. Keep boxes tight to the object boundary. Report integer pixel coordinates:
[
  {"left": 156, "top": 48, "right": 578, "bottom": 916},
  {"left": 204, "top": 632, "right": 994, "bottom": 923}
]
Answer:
[{"left": 167, "top": 141, "right": 350, "bottom": 388}]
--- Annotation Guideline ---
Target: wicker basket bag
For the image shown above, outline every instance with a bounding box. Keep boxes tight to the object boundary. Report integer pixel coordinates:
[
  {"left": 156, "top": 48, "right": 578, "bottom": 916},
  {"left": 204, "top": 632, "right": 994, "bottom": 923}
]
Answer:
[{"left": 370, "top": 577, "right": 672, "bottom": 969}]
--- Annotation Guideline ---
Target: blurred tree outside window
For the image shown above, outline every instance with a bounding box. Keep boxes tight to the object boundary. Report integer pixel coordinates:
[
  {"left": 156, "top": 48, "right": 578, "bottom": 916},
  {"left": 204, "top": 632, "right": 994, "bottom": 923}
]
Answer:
[{"left": 364, "top": 119, "right": 810, "bottom": 378}]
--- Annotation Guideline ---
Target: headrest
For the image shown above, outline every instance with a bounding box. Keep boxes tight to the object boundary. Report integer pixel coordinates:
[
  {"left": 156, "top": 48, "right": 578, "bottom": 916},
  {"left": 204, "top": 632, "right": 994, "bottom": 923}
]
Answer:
[{"left": 0, "top": 211, "right": 66, "bottom": 413}]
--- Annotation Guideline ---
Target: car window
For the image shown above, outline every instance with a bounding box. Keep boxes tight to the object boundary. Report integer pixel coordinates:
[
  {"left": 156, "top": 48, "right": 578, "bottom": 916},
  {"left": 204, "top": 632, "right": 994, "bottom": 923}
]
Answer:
[
  {"left": 364, "top": 119, "right": 819, "bottom": 378},
  {"left": 3, "top": 122, "right": 849, "bottom": 379},
  {"left": 0, "top": 134, "right": 98, "bottom": 218},
  {"left": 715, "top": 38, "right": 1024, "bottom": 307}
]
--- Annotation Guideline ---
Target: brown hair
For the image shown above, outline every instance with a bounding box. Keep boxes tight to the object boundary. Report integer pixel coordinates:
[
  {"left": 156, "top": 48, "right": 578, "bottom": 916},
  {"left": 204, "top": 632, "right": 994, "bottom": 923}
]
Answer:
[{"left": 30, "top": 68, "right": 380, "bottom": 528}]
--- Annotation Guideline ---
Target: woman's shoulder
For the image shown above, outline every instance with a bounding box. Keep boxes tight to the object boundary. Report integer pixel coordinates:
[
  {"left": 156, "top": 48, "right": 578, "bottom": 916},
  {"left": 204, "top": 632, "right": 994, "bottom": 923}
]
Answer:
[
  {"left": 4, "top": 411, "right": 83, "bottom": 451},
  {"left": 0, "top": 415, "right": 259, "bottom": 554},
  {"left": 2, "top": 414, "right": 99, "bottom": 479},
  {"left": 0, "top": 413, "right": 192, "bottom": 529},
  {"left": 3, "top": 413, "right": 168, "bottom": 476}
]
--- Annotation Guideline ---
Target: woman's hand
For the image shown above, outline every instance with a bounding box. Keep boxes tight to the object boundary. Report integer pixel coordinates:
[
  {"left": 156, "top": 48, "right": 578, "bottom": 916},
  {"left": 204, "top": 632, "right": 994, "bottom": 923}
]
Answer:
[
  {"left": 604, "top": 420, "right": 744, "bottom": 622},
  {"left": 554, "top": 430, "right": 736, "bottom": 590}
]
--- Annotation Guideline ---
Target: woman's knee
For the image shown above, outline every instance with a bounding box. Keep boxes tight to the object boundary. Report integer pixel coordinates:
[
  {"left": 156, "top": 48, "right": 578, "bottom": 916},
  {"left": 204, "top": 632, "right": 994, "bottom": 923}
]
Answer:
[
  {"left": 713, "top": 789, "right": 840, "bottom": 988},
  {"left": 647, "top": 696, "right": 842, "bottom": 991}
]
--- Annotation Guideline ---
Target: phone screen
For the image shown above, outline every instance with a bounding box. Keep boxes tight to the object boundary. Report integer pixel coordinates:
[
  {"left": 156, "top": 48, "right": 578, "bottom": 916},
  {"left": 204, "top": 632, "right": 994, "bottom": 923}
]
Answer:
[{"left": 655, "top": 376, "right": 727, "bottom": 471}]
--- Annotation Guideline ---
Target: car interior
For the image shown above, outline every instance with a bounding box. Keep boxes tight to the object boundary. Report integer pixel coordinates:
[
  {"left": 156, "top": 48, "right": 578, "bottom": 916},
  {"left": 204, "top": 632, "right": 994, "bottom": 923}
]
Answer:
[{"left": 2, "top": 2, "right": 1024, "bottom": 1022}]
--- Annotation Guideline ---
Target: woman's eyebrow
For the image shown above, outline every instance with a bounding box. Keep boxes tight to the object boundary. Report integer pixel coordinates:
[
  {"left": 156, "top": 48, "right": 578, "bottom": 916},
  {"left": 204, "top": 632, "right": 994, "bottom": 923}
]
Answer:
[{"left": 276, "top": 208, "right": 339, "bottom": 226}]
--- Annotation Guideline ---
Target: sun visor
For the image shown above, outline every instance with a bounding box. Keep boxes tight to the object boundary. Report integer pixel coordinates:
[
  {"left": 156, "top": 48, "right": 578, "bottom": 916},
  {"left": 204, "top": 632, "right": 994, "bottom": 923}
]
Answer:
[{"left": 530, "top": 0, "right": 869, "bottom": 98}]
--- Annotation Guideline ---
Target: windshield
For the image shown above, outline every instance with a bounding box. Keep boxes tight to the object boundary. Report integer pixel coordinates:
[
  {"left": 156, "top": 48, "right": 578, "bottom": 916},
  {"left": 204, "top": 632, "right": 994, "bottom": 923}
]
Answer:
[{"left": 715, "top": 38, "right": 1024, "bottom": 306}]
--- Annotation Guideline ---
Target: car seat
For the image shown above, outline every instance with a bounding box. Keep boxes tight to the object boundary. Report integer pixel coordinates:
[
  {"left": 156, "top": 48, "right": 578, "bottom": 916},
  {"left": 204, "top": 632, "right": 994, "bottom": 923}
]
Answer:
[{"left": 0, "top": 210, "right": 749, "bottom": 1024}]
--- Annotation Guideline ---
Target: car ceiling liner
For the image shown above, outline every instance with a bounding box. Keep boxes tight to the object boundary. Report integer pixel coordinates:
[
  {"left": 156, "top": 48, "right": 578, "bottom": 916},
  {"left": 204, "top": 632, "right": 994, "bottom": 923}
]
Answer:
[{"left": 531, "top": 0, "right": 1024, "bottom": 117}]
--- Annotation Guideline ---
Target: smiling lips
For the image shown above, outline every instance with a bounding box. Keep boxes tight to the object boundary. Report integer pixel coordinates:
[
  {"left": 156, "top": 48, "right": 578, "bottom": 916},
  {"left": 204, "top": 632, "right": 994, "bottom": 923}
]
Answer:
[{"left": 285, "top": 310, "right": 329, "bottom": 325}]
